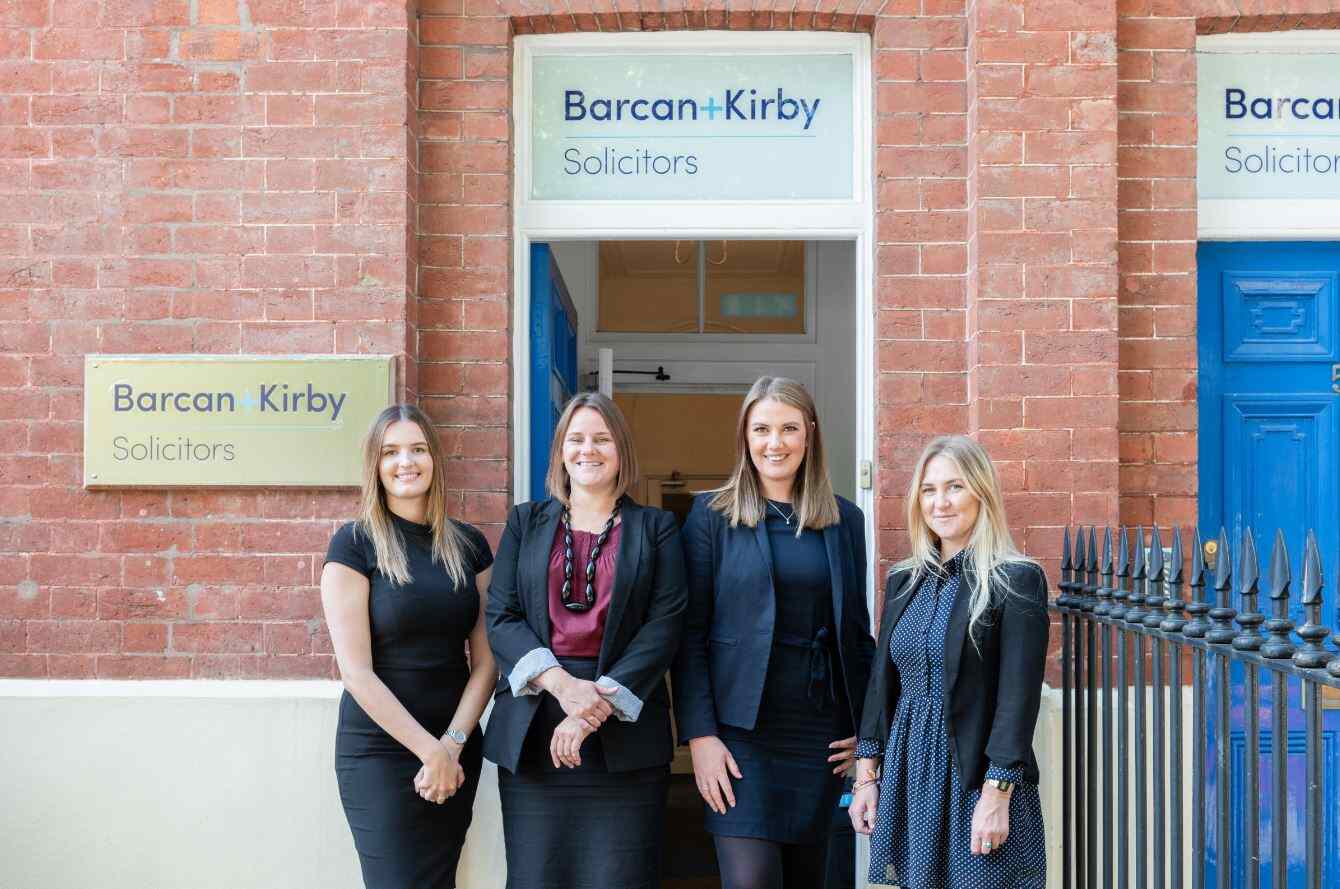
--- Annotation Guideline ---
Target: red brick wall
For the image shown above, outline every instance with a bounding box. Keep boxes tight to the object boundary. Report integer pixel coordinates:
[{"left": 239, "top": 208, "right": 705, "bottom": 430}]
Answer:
[
  {"left": 1113, "top": 7, "right": 1338, "bottom": 533},
  {"left": 0, "top": 0, "right": 418, "bottom": 678},
  {"left": 14, "top": 0, "right": 1322, "bottom": 679}
]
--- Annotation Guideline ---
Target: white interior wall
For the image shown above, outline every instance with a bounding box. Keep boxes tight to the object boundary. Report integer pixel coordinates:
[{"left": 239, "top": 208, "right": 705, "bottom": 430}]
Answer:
[{"left": 548, "top": 240, "right": 859, "bottom": 500}]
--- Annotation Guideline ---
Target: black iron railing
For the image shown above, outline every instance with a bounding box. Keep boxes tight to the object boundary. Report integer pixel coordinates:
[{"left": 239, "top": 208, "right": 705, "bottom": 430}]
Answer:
[{"left": 1052, "top": 524, "right": 1340, "bottom": 889}]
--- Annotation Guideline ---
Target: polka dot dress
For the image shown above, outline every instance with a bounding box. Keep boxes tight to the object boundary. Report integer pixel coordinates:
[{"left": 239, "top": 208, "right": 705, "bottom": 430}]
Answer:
[{"left": 856, "top": 552, "right": 1047, "bottom": 889}]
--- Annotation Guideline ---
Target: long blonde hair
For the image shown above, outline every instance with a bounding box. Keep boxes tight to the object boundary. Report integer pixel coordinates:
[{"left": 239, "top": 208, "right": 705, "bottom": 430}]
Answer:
[
  {"left": 896, "top": 435, "right": 1034, "bottom": 636},
  {"left": 355, "top": 404, "right": 474, "bottom": 588},
  {"left": 708, "top": 376, "right": 839, "bottom": 532},
  {"left": 544, "top": 392, "right": 639, "bottom": 505}
]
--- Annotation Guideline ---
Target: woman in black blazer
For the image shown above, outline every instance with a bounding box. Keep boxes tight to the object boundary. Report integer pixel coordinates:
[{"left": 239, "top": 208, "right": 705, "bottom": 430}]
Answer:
[
  {"left": 484, "top": 392, "right": 686, "bottom": 889},
  {"left": 672, "top": 376, "right": 874, "bottom": 889},
  {"left": 849, "top": 434, "right": 1049, "bottom": 889}
]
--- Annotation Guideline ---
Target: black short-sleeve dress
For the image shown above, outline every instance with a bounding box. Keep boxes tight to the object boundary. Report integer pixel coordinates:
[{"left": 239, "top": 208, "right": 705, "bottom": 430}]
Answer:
[{"left": 325, "top": 514, "right": 494, "bottom": 889}]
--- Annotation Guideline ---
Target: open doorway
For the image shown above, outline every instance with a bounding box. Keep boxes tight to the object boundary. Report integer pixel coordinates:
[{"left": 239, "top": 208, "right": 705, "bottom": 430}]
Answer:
[
  {"left": 541, "top": 239, "right": 859, "bottom": 503},
  {"left": 528, "top": 237, "right": 861, "bottom": 887}
]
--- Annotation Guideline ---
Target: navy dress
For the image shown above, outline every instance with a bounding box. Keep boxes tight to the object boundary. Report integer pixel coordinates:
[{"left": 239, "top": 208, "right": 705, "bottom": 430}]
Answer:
[
  {"left": 709, "top": 503, "right": 847, "bottom": 845},
  {"left": 326, "top": 515, "right": 493, "bottom": 889},
  {"left": 857, "top": 552, "right": 1046, "bottom": 889}
]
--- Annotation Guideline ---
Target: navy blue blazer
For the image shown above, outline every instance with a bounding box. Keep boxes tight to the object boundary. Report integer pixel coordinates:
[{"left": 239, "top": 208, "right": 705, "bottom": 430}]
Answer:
[
  {"left": 671, "top": 493, "right": 874, "bottom": 742},
  {"left": 483, "top": 497, "right": 687, "bottom": 774}
]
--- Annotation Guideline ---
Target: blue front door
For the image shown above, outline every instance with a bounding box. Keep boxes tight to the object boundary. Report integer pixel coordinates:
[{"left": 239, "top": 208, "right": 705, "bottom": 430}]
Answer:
[
  {"left": 1198, "top": 241, "right": 1340, "bottom": 887},
  {"left": 529, "top": 243, "right": 579, "bottom": 502}
]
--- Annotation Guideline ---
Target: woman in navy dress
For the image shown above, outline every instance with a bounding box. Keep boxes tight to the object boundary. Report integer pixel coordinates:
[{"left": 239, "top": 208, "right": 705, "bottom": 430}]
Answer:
[
  {"left": 321, "top": 404, "right": 496, "bottom": 889},
  {"left": 673, "top": 376, "right": 874, "bottom": 889},
  {"left": 485, "top": 392, "right": 687, "bottom": 889},
  {"left": 849, "top": 434, "right": 1049, "bottom": 889}
]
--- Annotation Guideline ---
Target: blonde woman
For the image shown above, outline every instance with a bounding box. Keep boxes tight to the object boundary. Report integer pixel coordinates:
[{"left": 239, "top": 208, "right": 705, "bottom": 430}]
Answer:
[
  {"left": 320, "top": 404, "right": 495, "bottom": 889},
  {"left": 672, "top": 377, "right": 874, "bottom": 889},
  {"left": 849, "top": 435, "right": 1049, "bottom": 889},
  {"left": 484, "top": 392, "right": 687, "bottom": 889}
]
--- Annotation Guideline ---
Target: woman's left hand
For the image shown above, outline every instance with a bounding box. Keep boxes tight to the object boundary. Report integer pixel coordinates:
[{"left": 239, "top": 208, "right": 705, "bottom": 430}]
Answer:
[
  {"left": 970, "top": 784, "right": 1012, "bottom": 855},
  {"left": 826, "top": 736, "right": 858, "bottom": 775},
  {"left": 550, "top": 715, "right": 594, "bottom": 768}
]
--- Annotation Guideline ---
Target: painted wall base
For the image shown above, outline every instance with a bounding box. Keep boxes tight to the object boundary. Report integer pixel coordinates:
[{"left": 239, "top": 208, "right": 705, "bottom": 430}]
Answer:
[{"left": 1, "top": 681, "right": 1064, "bottom": 889}]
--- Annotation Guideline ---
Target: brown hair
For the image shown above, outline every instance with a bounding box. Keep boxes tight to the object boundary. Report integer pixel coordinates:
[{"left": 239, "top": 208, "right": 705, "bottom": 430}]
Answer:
[
  {"left": 544, "top": 392, "right": 639, "bottom": 505},
  {"left": 708, "top": 376, "right": 839, "bottom": 531},
  {"left": 355, "top": 403, "right": 474, "bottom": 587}
]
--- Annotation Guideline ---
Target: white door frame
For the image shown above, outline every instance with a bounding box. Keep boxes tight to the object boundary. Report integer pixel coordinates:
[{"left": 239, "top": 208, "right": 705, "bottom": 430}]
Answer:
[{"left": 511, "top": 31, "right": 877, "bottom": 600}]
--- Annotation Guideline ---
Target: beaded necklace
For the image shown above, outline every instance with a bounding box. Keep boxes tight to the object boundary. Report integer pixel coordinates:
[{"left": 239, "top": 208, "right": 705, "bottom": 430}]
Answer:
[{"left": 559, "top": 499, "right": 621, "bottom": 612}]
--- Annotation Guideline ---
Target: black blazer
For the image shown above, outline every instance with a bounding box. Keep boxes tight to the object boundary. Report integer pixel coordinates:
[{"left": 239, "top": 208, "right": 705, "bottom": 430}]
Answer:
[
  {"left": 672, "top": 493, "right": 874, "bottom": 742},
  {"left": 483, "top": 497, "right": 687, "bottom": 774},
  {"left": 859, "top": 559, "right": 1050, "bottom": 788}
]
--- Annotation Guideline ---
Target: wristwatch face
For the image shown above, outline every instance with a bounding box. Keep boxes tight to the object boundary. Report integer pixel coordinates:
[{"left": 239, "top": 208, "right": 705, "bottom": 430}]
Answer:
[{"left": 447, "top": 729, "right": 467, "bottom": 745}]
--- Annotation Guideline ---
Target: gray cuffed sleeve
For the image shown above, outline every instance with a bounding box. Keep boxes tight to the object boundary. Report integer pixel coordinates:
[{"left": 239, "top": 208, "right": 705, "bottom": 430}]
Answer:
[
  {"left": 508, "top": 646, "right": 559, "bottom": 697},
  {"left": 596, "top": 674, "right": 644, "bottom": 722}
]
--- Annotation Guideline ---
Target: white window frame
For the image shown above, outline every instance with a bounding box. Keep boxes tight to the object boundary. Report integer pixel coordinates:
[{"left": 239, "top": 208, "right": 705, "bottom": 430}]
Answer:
[{"left": 511, "top": 30, "right": 876, "bottom": 596}]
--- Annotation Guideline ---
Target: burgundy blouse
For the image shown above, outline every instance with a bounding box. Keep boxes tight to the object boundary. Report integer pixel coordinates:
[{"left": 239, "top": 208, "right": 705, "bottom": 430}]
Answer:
[{"left": 547, "top": 520, "right": 622, "bottom": 657}]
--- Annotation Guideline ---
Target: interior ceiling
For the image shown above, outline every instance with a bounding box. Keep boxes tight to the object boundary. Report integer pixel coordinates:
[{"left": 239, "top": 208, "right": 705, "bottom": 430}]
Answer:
[{"left": 599, "top": 240, "right": 803, "bottom": 278}]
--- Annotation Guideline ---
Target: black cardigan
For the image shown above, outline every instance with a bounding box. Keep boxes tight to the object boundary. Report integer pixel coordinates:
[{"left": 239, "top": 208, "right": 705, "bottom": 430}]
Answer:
[
  {"left": 483, "top": 498, "right": 687, "bottom": 774},
  {"left": 672, "top": 493, "right": 874, "bottom": 742},
  {"left": 858, "top": 559, "right": 1050, "bottom": 787}
]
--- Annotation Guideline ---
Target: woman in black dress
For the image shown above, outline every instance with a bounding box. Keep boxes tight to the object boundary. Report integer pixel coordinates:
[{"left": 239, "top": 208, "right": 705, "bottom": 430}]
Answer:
[
  {"left": 321, "top": 404, "right": 496, "bottom": 889},
  {"left": 484, "top": 392, "right": 687, "bottom": 889},
  {"left": 849, "top": 435, "right": 1049, "bottom": 889},
  {"left": 672, "top": 376, "right": 874, "bottom": 888}
]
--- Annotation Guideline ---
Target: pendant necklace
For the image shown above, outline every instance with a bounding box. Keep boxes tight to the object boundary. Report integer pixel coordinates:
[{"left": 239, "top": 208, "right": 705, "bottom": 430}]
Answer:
[
  {"left": 768, "top": 499, "right": 796, "bottom": 526},
  {"left": 560, "top": 499, "right": 621, "bottom": 612}
]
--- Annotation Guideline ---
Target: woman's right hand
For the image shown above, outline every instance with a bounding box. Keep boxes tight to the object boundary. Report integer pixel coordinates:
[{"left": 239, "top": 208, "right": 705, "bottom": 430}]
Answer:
[
  {"left": 552, "top": 673, "right": 616, "bottom": 729},
  {"left": 849, "top": 782, "right": 880, "bottom": 835},
  {"left": 689, "top": 735, "right": 742, "bottom": 814},
  {"left": 414, "top": 743, "right": 464, "bottom": 804}
]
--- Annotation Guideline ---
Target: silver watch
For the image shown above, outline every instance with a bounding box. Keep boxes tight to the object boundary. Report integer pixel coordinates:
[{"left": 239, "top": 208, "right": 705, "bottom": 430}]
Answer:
[{"left": 445, "top": 728, "right": 467, "bottom": 745}]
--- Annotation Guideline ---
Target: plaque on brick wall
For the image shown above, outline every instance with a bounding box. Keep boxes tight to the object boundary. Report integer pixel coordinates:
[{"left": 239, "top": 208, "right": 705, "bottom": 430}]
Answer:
[{"left": 83, "top": 355, "right": 393, "bottom": 487}]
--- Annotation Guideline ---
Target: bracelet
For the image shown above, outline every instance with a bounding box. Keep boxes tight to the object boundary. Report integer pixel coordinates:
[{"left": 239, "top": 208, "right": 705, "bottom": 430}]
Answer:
[{"left": 852, "top": 777, "right": 881, "bottom": 792}]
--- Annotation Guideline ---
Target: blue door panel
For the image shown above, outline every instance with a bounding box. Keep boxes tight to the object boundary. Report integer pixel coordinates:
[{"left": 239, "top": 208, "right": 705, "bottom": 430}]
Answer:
[
  {"left": 1222, "top": 271, "right": 1336, "bottom": 362},
  {"left": 1222, "top": 396, "right": 1334, "bottom": 571},
  {"left": 529, "top": 243, "right": 578, "bottom": 502},
  {"left": 1198, "top": 241, "right": 1340, "bottom": 889}
]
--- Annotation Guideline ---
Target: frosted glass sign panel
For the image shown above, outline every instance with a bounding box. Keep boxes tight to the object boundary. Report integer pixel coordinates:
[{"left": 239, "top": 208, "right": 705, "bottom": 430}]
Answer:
[
  {"left": 1199, "top": 51, "right": 1340, "bottom": 200},
  {"left": 529, "top": 53, "right": 855, "bottom": 201}
]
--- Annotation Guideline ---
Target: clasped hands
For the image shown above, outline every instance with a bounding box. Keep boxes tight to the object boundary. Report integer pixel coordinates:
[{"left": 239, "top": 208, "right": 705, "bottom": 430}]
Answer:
[
  {"left": 549, "top": 673, "right": 619, "bottom": 769},
  {"left": 414, "top": 739, "right": 465, "bottom": 805}
]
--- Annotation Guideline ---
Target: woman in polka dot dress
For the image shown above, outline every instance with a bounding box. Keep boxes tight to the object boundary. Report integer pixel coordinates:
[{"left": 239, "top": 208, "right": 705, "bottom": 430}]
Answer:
[{"left": 849, "top": 435, "right": 1049, "bottom": 889}]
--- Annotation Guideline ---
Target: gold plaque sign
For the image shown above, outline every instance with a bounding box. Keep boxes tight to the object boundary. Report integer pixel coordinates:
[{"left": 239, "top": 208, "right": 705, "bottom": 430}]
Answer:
[{"left": 84, "top": 355, "right": 394, "bottom": 487}]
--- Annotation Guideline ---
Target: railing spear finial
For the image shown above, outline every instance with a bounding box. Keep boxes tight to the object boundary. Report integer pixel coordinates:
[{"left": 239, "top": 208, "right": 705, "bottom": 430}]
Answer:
[
  {"left": 1110, "top": 525, "right": 1130, "bottom": 621},
  {"left": 1126, "top": 525, "right": 1148, "bottom": 624},
  {"left": 1160, "top": 525, "right": 1187, "bottom": 634},
  {"left": 1184, "top": 526, "right": 1212, "bottom": 638},
  {"left": 1233, "top": 527, "right": 1265, "bottom": 651},
  {"left": 1074, "top": 525, "right": 1089, "bottom": 610},
  {"left": 1144, "top": 525, "right": 1166, "bottom": 629},
  {"left": 1094, "top": 526, "right": 1114, "bottom": 617},
  {"left": 1058, "top": 525, "right": 1074, "bottom": 608},
  {"left": 1261, "top": 529, "right": 1296, "bottom": 660},
  {"left": 1085, "top": 524, "right": 1100, "bottom": 612},
  {"left": 1293, "top": 530, "right": 1330, "bottom": 669},
  {"left": 1206, "top": 527, "right": 1238, "bottom": 645}
]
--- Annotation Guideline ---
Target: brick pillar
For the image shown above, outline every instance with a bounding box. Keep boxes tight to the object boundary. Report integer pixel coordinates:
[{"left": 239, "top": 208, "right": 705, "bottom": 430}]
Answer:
[
  {"left": 417, "top": 1, "right": 513, "bottom": 538},
  {"left": 966, "top": 0, "right": 1121, "bottom": 569}
]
